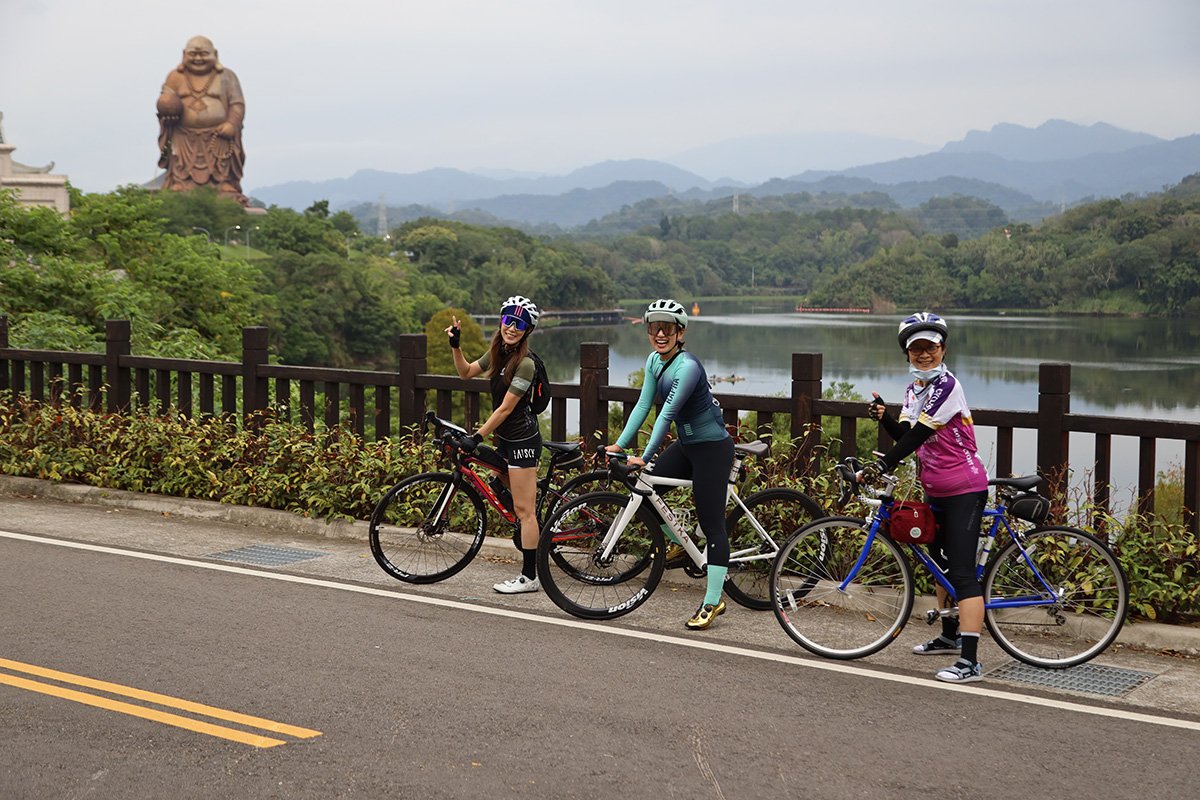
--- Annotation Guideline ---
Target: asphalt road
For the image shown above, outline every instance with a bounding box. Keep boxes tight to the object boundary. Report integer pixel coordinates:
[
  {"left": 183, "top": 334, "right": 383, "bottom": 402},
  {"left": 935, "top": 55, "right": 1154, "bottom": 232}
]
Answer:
[{"left": 2, "top": 498, "right": 1199, "bottom": 799}]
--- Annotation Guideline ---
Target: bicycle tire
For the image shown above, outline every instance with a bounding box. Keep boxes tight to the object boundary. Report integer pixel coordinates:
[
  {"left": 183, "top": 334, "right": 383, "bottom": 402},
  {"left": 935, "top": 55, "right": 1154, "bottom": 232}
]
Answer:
[
  {"left": 723, "top": 487, "right": 824, "bottom": 611},
  {"left": 368, "top": 472, "right": 486, "bottom": 584},
  {"left": 537, "top": 491, "right": 665, "bottom": 620},
  {"left": 771, "top": 516, "right": 914, "bottom": 659},
  {"left": 984, "top": 525, "right": 1128, "bottom": 668},
  {"left": 538, "top": 469, "right": 618, "bottom": 526}
]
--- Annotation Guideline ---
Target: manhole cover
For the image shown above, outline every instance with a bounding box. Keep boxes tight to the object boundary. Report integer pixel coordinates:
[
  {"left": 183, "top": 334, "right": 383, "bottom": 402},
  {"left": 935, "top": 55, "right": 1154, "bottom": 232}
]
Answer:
[
  {"left": 208, "top": 544, "right": 327, "bottom": 567},
  {"left": 990, "top": 661, "right": 1157, "bottom": 697}
]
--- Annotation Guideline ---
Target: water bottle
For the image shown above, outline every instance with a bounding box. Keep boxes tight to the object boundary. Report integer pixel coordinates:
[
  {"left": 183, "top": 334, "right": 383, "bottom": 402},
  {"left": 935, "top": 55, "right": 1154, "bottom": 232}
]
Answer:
[
  {"left": 488, "top": 475, "right": 513, "bottom": 511},
  {"left": 728, "top": 458, "right": 743, "bottom": 485},
  {"left": 976, "top": 533, "right": 992, "bottom": 568}
]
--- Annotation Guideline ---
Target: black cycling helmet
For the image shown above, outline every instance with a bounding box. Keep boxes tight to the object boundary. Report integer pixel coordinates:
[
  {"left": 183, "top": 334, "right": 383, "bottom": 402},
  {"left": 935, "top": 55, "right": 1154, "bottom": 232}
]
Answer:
[
  {"left": 500, "top": 295, "right": 540, "bottom": 330},
  {"left": 897, "top": 312, "right": 948, "bottom": 351}
]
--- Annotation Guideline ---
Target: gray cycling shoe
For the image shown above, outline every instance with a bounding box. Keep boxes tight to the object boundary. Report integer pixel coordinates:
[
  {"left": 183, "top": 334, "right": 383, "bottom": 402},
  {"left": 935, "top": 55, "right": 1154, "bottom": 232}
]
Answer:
[
  {"left": 936, "top": 658, "right": 983, "bottom": 683},
  {"left": 913, "top": 635, "right": 961, "bottom": 655}
]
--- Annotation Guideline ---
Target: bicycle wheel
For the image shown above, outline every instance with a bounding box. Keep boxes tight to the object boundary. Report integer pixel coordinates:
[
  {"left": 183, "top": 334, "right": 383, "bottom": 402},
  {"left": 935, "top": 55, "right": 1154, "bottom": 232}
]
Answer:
[
  {"left": 537, "top": 492, "right": 665, "bottom": 620},
  {"left": 724, "top": 487, "right": 824, "bottom": 611},
  {"left": 984, "top": 525, "right": 1128, "bottom": 668},
  {"left": 369, "top": 472, "right": 486, "bottom": 584},
  {"left": 538, "top": 469, "right": 617, "bottom": 526},
  {"left": 771, "top": 516, "right": 914, "bottom": 659}
]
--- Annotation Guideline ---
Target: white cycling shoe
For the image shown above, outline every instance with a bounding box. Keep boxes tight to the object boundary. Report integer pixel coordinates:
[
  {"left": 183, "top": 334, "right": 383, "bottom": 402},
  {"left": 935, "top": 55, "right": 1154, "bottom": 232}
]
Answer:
[{"left": 493, "top": 575, "right": 540, "bottom": 594}]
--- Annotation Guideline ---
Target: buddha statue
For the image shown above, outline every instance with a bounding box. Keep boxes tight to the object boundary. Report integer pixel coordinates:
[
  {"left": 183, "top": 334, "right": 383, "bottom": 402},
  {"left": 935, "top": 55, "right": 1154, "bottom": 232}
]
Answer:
[{"left": 156, "top": 36, "right": 247, "bottom": 205}]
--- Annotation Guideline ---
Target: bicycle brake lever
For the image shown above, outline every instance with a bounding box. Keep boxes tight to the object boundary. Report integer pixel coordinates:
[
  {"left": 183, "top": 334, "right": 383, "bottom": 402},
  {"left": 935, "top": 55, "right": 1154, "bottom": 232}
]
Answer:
[{"left": 611, "top": 460, "right": 652, "bottom": 496}]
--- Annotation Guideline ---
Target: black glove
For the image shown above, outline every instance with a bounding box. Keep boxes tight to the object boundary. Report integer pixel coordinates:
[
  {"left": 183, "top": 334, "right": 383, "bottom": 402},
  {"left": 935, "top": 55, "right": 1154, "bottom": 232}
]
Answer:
[
  {"left": 867, "top": 393, "right": 886, "bottom": 422},
  {"left": 459, "top": 432, "right": 483, "bottom": 453},
  {"left": 447, "top": 324, "right": 461, "bottom": 349},
  {"left": 858, "top": 461, "right": 885, "bottom": 485}
]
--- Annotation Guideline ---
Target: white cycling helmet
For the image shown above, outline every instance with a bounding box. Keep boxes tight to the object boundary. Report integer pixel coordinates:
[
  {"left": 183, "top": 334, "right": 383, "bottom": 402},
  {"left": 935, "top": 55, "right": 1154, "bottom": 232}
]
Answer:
[
  {"left": 644, "top": 298, "right": 688, "bottom": 329},
  {"left": 897, "top": 312, "right": 949, "bottom": 351},
  {"left": 500, "top": 295, "right": 540, "bottom": 329}
]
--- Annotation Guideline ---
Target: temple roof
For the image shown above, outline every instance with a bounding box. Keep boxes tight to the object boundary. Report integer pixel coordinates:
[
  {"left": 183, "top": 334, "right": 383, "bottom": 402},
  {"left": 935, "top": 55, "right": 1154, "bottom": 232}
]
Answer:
[{"left": 0, "top": 112, "right": 55, "bottom": 173}]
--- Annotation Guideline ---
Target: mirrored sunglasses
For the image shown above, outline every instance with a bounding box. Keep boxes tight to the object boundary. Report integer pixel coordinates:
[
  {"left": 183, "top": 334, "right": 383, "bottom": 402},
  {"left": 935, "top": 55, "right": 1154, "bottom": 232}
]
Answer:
[
  {"left": 646, "top": 321, "right": 679, "bottom": 336},
  {"left": 500, "top": 314, "right": 530, "bottom": 331}
]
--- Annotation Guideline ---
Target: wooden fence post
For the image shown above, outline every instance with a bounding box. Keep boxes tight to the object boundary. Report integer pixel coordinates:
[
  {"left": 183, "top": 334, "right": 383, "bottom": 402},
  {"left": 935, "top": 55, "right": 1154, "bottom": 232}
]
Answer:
[
  {"left": 105, "top": 320, "right": 131, "bottom": 413},
  {"left": 242, "top": 326, "right": 269, "bottom": 424},
  {"left": 1185, "top": 440, "right": 1200, "bottom": 536},
  {"left": 0, "top": 315, "right": 9, "bottom": 397},
  {"left": 791, "top": 352, "right": 823, "bottom": 475},
  {"left": 579, "top": 342, "right": 610, "bottom": 450},
  {"left": 1037, "top": 362, "right": 1071, "bottom": 504},
  {"left": 397, "top": 333, "right": 427, "bottom": 433}
]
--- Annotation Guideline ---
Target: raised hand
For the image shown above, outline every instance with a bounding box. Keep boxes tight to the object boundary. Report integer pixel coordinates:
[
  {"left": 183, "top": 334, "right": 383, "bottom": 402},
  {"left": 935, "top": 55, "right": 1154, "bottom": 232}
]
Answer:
[{"left": 444, "top": 314, "right": 462, "bottom": 349}]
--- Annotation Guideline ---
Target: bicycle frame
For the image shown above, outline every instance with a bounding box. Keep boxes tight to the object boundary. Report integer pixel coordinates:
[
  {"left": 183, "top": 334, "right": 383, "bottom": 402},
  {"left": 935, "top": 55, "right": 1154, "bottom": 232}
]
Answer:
[
  {"left": 594, "top": 458, "right": 772, "bottom": 568},
  {"left": 426, "top": 413, "right": 587, "bottom": 529},
  {"left": 855, "top": 494, "right": 1065, "bottom": 615}
]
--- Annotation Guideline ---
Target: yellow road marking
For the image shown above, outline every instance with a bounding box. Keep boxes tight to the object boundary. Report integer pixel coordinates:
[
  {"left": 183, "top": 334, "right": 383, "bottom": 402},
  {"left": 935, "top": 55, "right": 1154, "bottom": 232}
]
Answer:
[
  {"left": 0, "top": 672, "right": 287, "bottom": 748},
  {"left": 0, "top": 657, "right": 321, "bottom": 746}
]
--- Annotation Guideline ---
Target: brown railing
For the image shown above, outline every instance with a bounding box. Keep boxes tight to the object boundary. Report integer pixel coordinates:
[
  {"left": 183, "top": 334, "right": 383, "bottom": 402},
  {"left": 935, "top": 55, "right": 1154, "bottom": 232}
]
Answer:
[{"left": 2, "top": 316, "right": 1198, "bottom": 533}]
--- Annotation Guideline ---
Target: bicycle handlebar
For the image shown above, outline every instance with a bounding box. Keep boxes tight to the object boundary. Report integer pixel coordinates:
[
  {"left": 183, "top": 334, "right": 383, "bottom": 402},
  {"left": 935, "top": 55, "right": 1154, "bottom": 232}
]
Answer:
[
  {"left": 835, "top": 456, "right": 901, "bottom": 507},
  {"left": 596, "top": 447, "right": 653, "bottom": 497}
]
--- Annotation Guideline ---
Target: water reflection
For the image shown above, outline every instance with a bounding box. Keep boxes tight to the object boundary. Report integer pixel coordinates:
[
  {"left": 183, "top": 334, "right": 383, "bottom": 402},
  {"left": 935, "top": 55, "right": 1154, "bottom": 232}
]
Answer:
[
  {"left": 539, "top": 306, "right": 1200, "bottom": 418},
  {"left": 532, "top": 304, "right": 1200, "bottom": 502}
]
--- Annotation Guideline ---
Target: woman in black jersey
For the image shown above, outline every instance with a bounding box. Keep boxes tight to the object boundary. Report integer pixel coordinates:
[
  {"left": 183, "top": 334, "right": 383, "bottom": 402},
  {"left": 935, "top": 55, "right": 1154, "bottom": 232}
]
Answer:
[{"left": 446, "top": 295, "right": 544, "bottom": 594}]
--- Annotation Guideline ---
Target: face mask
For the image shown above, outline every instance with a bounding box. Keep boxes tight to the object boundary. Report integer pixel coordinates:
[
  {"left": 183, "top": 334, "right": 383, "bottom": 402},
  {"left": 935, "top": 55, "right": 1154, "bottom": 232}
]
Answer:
[{"left": 909, "top": 363, "right": 946, "bottom": 382}]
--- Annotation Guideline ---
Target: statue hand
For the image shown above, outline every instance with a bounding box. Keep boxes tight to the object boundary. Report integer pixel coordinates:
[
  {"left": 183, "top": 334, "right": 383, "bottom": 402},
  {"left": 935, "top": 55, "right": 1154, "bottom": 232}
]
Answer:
[
  {"left": 216, "top": 122, "right": 236, "bottom": 138},
  {"left": 158, "top": 114, "right": 180, "bottom": 126}
]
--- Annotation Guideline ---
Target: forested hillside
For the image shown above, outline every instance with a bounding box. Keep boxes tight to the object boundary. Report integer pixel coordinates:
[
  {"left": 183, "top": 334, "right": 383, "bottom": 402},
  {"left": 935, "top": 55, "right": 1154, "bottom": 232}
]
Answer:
[{"left": 3, "top": 174, "right": 1198, "bottom": 372}]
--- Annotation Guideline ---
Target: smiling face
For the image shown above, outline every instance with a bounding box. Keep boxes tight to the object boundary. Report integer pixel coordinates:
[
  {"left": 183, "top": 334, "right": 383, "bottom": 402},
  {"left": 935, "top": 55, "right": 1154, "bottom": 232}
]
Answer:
[
  {"left": 646, "top": 321, "right": 683, "bottom": 355},
  {"left": 499, "top": 317, "right": 527, "bottom": 346},
  {"left": 183, "top": 37, "right": 217, "bottom": 75},
  {"left": 906, "top": 338, "right": 945, "bottom": 372}
]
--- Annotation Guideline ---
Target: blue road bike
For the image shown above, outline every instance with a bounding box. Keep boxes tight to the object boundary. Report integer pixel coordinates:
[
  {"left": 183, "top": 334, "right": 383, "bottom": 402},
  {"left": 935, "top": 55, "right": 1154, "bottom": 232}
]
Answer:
[{"left": 770, "top": 458, "right": 1128, "bottom": 668}]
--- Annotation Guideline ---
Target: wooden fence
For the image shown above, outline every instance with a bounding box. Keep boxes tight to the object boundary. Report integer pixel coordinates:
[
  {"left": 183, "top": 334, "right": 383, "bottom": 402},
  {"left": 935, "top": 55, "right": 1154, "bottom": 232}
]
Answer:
[{"left": 2, "top": 316, "right": 1199, "bottom": 534}]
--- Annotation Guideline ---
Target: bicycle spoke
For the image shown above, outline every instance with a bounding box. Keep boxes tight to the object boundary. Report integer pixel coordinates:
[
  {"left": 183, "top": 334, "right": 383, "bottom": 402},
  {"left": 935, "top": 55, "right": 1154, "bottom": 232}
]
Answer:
[
  {"left": 771, "top": 518, "right": 913, "bottom": 659},
  {"left": 537, "top": 493, "right": 664, "bottom": 620},
  {"left": 724, "top": 487, "right": 824, "bottom": 611},
  {"left": 369, "top": 473, "right": 486, "bottom": 584},
  {"left": 984, "top": 526, "right": 1128, "bottom": 668}
]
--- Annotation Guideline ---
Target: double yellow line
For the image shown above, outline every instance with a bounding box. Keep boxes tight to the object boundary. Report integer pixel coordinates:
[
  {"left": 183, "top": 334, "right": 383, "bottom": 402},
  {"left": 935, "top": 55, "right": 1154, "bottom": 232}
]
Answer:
[{"left": 0, "top": 657, "right": 321, "bottom": 748}]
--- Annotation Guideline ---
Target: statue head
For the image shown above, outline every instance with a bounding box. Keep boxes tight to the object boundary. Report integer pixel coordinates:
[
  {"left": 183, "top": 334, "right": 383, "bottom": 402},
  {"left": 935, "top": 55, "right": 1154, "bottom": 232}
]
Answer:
[{"left": 178, "top": 36, "right": 222, "bottom": 75}]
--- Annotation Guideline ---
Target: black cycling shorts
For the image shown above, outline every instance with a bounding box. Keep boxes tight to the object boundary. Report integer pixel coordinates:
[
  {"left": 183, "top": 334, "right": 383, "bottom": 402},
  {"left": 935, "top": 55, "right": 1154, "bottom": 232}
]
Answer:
[{"left": 497, "top": 431, "right": 542, "bottom": 470}]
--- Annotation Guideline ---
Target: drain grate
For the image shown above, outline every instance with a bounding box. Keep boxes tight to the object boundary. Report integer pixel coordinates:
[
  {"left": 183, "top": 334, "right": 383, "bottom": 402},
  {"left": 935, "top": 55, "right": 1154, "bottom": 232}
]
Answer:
[
  {"left": 208, "top": 544, "right": 327, "bottom": 567},
  {"left": 990, "top": 661, "right": 1157, "bottom": 697}
]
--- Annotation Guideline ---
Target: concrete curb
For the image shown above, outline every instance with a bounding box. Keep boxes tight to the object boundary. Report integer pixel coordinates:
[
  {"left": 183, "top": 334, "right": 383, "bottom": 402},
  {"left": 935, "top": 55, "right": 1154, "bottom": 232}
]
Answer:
[
  {"left": 2, "top": 475, "right": 1197, "bottom": 655},
  {"left": 0, "top": 475, "right": 518, "bottom": 560}
]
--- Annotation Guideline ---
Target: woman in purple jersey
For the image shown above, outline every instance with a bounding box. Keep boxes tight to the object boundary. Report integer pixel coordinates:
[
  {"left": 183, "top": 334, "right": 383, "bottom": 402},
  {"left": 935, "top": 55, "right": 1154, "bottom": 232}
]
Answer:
[{"left": 861, "top": 312, "right": 990, "bottom": 683}]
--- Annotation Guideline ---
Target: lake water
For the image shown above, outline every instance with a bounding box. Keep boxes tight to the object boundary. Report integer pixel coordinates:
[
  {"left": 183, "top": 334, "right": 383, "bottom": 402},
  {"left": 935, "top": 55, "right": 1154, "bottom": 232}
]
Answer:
[{"left": 532, "top": 300, "right": 1200, "bottom": 501}]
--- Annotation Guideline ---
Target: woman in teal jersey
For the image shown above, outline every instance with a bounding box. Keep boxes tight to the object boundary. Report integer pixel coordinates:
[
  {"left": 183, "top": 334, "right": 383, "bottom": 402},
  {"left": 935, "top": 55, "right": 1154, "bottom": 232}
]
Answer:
[{"left": 605, "top": 299, "right": 734, "bottom": 630}]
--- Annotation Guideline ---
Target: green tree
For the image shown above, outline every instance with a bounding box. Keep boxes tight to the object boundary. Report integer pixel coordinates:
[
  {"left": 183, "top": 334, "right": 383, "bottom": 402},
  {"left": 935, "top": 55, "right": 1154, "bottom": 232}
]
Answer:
[{"left": 424, "top": 308, "right": 487, "bottom": 376}]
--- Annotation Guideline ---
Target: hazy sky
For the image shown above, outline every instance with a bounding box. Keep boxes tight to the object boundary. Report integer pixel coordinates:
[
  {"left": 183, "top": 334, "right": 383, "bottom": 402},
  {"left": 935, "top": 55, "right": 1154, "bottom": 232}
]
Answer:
[{"left": 3, "top": 0, "right": 1198, "bottom": 193}]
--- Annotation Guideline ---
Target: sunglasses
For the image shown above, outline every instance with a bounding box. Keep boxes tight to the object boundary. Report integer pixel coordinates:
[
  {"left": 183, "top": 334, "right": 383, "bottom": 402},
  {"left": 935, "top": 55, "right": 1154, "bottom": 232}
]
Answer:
[
  {"left": 646, "top": 322, "right": 679, "bottom": 337},
  {"left": 500, "top": 314, "right": 530, "bottom": 331},
  {"left": 906, "top": 341, "right": 942, "bottom": 354}
]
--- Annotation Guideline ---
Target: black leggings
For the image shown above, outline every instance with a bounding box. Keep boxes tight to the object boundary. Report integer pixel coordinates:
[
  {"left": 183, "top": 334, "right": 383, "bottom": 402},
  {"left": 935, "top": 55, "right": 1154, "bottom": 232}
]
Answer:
[
  {"left": 648, "top": 438, "right": 735, "bottom": 567},
  {"left": 928, "top": 490, "right": 987, "bottom": 601}
]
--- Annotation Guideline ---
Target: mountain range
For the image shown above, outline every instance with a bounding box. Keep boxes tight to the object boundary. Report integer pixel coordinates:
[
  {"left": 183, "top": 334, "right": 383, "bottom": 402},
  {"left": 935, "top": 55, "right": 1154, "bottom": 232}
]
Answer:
[{"left": 247, "top": 121, "right": 1199, "bottom": 230}]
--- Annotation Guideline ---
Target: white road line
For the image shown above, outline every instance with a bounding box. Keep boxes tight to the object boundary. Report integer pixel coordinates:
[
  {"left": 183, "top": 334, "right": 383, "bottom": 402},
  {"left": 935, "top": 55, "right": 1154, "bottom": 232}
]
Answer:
[{"left": 4, "top": 528, "right": 1199, "bottom": 733}]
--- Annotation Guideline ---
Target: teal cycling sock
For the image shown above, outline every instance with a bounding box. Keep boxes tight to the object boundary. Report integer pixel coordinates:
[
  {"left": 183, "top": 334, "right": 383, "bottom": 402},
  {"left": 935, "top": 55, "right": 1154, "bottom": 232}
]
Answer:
[
  {"left": 661, "top": 524, "right": 682, "bottom": 546},
  {"left": 704, "top": 565, "right": 728, "bottom": 606}
]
